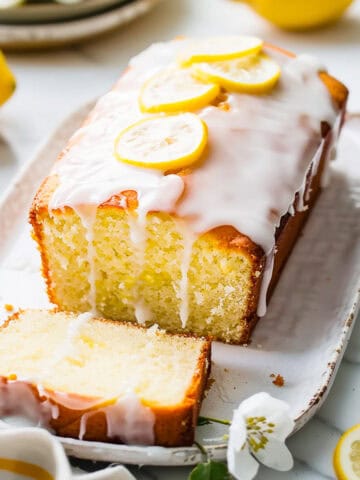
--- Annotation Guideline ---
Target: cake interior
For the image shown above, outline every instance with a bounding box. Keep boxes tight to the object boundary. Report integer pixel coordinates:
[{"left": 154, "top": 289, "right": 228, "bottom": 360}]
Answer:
[
  {"left": 0, "top": 310, "right": 206, "bottom": 406},
  {"left": 39, "top": 209, "right": 260, "bottom": 343}
]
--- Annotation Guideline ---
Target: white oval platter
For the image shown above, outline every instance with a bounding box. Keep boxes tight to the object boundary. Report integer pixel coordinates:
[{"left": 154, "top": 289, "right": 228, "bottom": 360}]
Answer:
[
  {"left": 0, "top": 0, "right": 161, "bottom": 50},
  {"left": 0, "top": 104, "right": 359, "bottom": 466}
]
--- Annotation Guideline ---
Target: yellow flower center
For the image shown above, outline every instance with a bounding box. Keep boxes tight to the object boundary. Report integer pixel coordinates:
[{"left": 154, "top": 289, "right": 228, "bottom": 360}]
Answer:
[{"left": 246, "top": 416, "right": 275, "bottom": 453}]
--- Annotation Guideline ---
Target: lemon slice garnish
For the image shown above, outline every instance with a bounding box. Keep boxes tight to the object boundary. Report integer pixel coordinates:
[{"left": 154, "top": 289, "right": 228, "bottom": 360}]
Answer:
[
  {"left": 178, "top": 36, "right": 263, "bottom": 66},
  {"left": 114, "top": 113, "right": 207, "bottom": 170},
  {"left": 334, "top": 424, "right": 360, "bottom": 480},
  {"left": 193, "top": 53, "right": 281, "bottom": 94},
  {"left": 139, "top": 66, "right": 220, "bottom": 114}
]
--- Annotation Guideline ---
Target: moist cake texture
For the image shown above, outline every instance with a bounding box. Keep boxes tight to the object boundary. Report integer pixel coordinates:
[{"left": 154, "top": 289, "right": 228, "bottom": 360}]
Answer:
[
  {"left": 0, "top": 309, "right": 210, "bottom": 446},
  {"left": 30, "top": 38, "right": 348, "bottom": 343}
]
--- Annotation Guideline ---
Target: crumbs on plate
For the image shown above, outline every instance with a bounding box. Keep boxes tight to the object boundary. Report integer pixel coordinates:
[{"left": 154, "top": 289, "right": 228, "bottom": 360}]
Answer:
[{"left": 270, "top": 373, "right": 285, "bottom": 387}]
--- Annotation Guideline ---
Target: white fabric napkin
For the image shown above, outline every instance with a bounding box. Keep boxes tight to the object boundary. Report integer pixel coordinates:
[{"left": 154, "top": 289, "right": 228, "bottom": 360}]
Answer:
[{"left": 0, "top": 427, "right": 135, "bottom": 480}]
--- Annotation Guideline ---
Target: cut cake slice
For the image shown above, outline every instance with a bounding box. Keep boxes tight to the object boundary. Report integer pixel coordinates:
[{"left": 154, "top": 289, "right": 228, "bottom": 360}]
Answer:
[{"left": 0, "top": 309, "right": 211, "bottom": 447}]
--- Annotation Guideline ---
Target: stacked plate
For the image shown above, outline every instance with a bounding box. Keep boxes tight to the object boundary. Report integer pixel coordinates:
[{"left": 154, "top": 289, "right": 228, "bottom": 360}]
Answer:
[{"left": 0, "top": 0, "right": 161, "bottom": 49}]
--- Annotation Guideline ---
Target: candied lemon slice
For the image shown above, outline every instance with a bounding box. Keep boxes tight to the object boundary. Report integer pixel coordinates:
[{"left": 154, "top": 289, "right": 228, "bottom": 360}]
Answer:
[
  {"left": 139, "top": 66, "right": 220, "bottom": 113},
  {"left": 334, "top": 424, "right": 360, "bottom": 480},
  {"left": 114, "top": 113, "right": 207, "bottom": 170},
  {"left": 178, "top": 36, "right": 263, "bottom": 66},
  {"left": 193, "top": 53, "right": 281, "bottom": 94}
]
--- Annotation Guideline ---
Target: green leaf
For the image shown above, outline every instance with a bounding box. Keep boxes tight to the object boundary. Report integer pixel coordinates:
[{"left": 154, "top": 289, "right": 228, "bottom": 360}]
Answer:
[
  {"left": 188, "top": 460, "right": 232, "bottom": 480},
  {"left": 197, "top": 416, "right": 212, "bottom": 426}
]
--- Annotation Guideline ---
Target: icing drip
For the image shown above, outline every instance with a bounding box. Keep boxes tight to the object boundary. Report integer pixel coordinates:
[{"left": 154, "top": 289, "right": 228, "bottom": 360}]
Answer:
[
  {"left": 105, "top": 392, "right": 155, "bottom": 445},
  {"left": 79, "top": 410, "right": 92, "bottom": 440},
  {"left": 178, "top": 229, "right": 195, "bottom": 328},
  {"left": 257, "top": 248, "right": 275, "bottom": 317},
  {"left": 79, "top": 392, "right": 155, "bottom": 445},
  {"left": 48, "top": 40, "right": 339, "bottom": 320},
  {"left": 73, "top": 207, "right": 98, "bottom": 315},
  {"left": 0, "top": 379, "right": 155, "bottom": 445},
  {"left": 128, "top": 211, "right": 152, "bottom": 324},
  {"left": 0, "top": 380, "right": 55, "bottom": 427},
  {"left": 321, "top": 112, "right": 343, "bottom": 188}
]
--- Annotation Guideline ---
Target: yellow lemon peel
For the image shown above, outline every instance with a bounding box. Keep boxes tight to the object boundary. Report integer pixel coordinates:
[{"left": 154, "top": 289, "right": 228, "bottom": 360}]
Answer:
[{"left": 334, "top": 424, "right": 360, "bottom": 480}]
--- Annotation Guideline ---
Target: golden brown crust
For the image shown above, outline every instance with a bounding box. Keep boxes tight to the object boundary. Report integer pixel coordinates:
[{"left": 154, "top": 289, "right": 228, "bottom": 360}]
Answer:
[{"left": 0, "top": 310, "right": 211, "bottom": 447}]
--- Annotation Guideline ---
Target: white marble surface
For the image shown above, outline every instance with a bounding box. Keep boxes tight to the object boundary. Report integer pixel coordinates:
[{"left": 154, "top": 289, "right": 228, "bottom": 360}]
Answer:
[{"left": 1, "top": 0, "right": 359, "bottom": 478}]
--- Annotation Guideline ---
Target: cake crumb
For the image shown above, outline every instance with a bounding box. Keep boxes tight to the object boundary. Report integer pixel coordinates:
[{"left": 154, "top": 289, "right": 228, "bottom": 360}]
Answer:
[
  {"left": 270, "top": 373, "right": 285, "bottom": 387},
  {"left": 204, "top": 377, "right": 216, "bottom": 397},
  {"left": 4, "top": 304, "right": 14, "bottom": 312}
]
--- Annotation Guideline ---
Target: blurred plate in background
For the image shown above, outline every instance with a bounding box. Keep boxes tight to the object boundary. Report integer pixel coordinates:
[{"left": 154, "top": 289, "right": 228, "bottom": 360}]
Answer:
[
  {"left": 0, "top": 0, "right": 161, "bottom": 49},
  {"left": 0, "top": 0, "right": 130, "bottom": 24}
]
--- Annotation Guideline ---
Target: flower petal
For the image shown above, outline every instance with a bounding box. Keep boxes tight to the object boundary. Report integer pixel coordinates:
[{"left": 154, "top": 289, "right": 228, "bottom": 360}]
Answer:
[
  {"left": 253, "top": 437, "right": 294, "bottom": 471},
  {"left": 229, "top": 407, "right": 247, "bottom": 452},
  {"left": 238, "top": 392, "right": 294, "bottom": 440},
  {"left": 227, "top": 442, "right": 259, "bottom": 480}
]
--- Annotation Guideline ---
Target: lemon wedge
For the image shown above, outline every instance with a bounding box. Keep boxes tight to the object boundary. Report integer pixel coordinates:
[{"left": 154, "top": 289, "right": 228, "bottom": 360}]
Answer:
[
  {"left": 178, "top": 36, "right": 263, "bottom": 66},
  {"left": 139, "top": 66, "right": 219, "bottom": 114},
  {"left": 334, "top": 424, "right": 360, "bottom": 480},
  {"left": 0, "top": 51, "right": 16, "bottom": 106},
  {"left": 192, "top": 53, "right": 280, "bottom": 94},
  {"left": 114, "top": 113, "right": 207, "bottom": 170}
]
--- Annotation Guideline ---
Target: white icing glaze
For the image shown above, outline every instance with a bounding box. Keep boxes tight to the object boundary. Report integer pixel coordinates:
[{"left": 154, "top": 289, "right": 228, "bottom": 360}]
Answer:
[
  {"left": 0, "top": 380, "right": 54, "bottom": 426},
  {"left": 178, "top": 55, "right": 336, "bottom": 252},
  {"left": 104, "top": 392, "right": 155, "bottom": 445},
  {"left": 73, "top": 207, "right": 98, "bottom": 314},
  {"left": 178, "top": 229, "right": 195, "bottom": 328},
  {"left": 127, "top": 212, "right": 152, "bottom": 324},
  {"left": 0, "top": 379, "right": 155, "bottom": 445},
  {"left": 321, "top": 112, "right": 343, "bottom": 188},
  {"left": 257, "top": 248, "right": 275, "bottom": 317},
  {"left": 79, "top": 392, "right": 155, "bottom": 445},
  {"left": 48, "top": 40, "right": 339, "bottom": 321}
]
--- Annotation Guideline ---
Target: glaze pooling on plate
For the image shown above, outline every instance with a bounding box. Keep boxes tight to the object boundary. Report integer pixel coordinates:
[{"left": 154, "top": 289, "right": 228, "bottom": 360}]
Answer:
[{"left": 48, "top": 38, "right": 338, "bottom": 325}]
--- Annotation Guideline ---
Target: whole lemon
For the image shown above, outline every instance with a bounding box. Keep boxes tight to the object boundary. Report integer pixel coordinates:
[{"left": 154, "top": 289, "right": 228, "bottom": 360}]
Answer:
[
  {"left": 242, "top": 0, "right": 354, "bottom": 30},
  {"left": 0, "top": 50, "right": 16, "bottom": 106}
]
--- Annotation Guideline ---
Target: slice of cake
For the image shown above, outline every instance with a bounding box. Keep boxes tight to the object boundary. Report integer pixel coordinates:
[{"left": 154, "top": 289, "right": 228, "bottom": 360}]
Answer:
[
  {"left": 0, "top": 309, "right": 211, "bottom": 446},
  {"left": 30, "top": 37, "right": 348, "bottom": 344}
]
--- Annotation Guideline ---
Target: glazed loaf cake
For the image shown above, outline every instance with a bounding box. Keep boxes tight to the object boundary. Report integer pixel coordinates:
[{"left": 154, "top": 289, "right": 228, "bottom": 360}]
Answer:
[
  {"left": 30, "top": 37, "right": 348, "bottom": 344},
  {"left": 0, "top": 309, "right": 210, "bottom": 446}
]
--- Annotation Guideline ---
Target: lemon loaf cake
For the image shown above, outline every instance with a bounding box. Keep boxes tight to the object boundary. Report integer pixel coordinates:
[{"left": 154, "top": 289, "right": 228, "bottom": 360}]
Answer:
[
  {"left": 0, "top": 309, "right": 210, "bottom": 446},
  {"left": 30, "top": 37, "right": 348, "bottom": 344}
]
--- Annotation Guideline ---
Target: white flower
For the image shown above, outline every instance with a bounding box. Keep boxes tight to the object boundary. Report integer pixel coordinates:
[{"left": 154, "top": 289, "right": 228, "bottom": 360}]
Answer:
[{"left": 227, "top": 392, "right": 294, "bottom": 480}]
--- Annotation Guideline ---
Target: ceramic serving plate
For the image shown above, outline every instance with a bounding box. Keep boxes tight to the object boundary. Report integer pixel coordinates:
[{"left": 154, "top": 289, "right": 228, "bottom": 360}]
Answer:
[
  {"left": 0, "top": 104, "right": 359, "bottom": 466},
  {"left": 0, "top": 0, "right": 129, "bottom": 24},
  {"left": 0, "top": 0, "right": 161, "bottom": 50}
]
